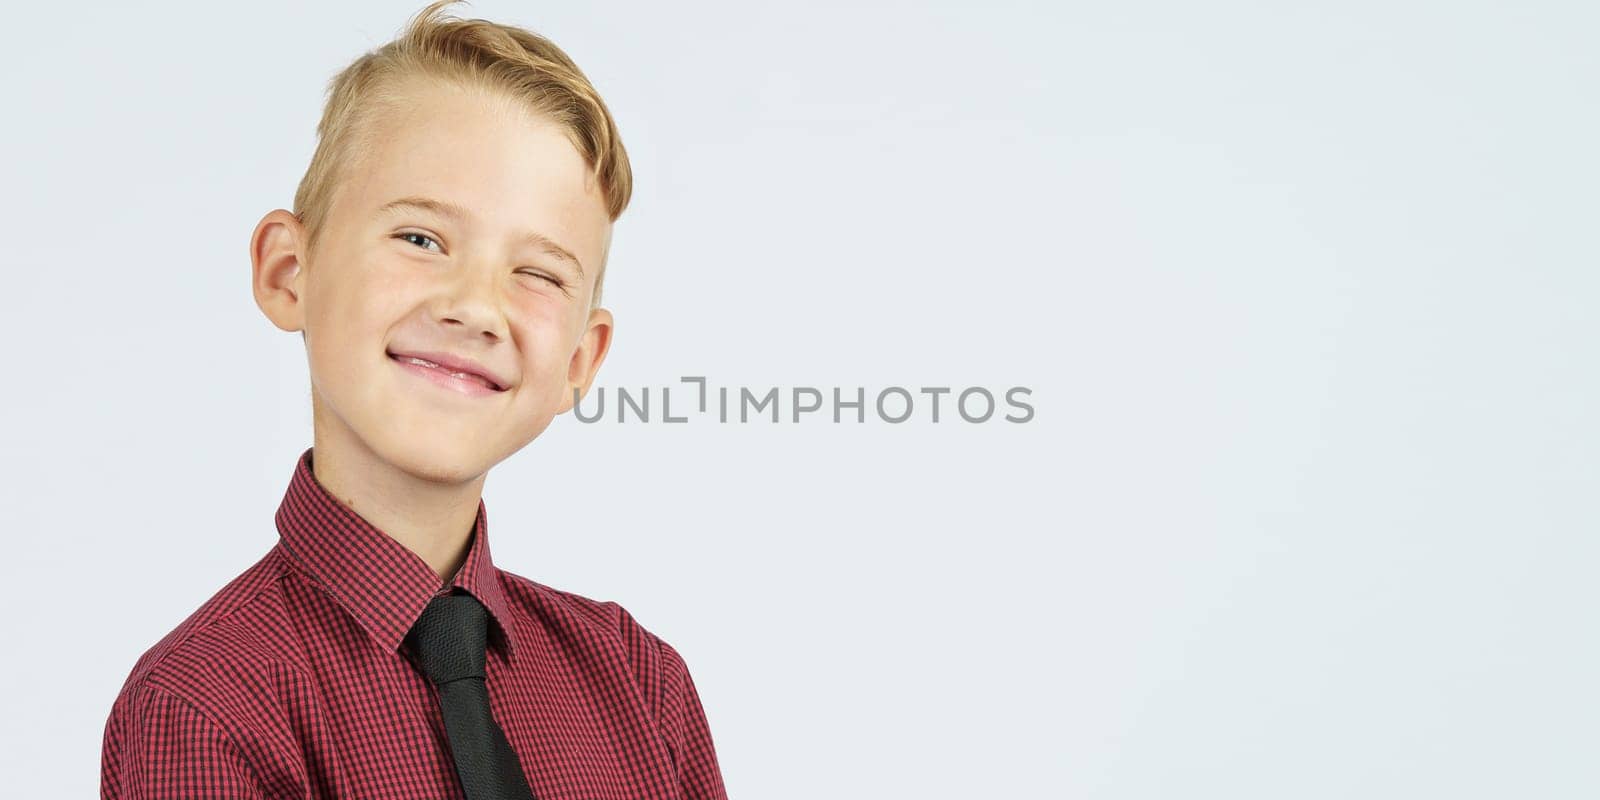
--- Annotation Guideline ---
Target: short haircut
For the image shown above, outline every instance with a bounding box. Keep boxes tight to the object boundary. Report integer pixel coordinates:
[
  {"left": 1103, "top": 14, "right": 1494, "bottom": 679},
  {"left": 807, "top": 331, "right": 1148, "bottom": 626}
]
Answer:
[{"left": 292, "top": 0, "right": 632, "bottom": 304}]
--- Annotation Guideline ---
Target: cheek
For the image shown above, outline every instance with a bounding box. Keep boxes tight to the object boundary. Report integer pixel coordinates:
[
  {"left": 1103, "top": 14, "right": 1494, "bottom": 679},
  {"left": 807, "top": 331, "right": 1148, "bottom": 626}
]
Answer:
[
  {"left": 509, "top": 312, "right": 579, "bottom": 382},
  {"left": 343, "top": 257, "right": 417, "bottom": 326},
  {"left": 307, "top": 256, "right": 409, "bottom": 363}
]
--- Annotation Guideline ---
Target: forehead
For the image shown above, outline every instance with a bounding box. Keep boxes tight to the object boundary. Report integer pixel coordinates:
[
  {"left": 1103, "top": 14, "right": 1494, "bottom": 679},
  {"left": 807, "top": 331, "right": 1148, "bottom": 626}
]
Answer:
[{"left": 336, "top": 80, "right": 611, "bottom": 259}]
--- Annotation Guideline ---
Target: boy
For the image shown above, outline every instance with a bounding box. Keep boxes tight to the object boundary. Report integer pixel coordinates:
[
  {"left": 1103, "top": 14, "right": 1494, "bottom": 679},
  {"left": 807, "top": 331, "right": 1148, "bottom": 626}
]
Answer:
[{"left": 99, "top": 2, "right": 727, "bottom": 798}]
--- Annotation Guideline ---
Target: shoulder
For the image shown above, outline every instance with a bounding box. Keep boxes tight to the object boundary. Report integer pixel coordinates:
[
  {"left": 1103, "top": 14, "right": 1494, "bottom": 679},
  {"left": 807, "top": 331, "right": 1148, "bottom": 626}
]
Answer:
[
  {"left": 497, "top": 569, "right": 685, "bottom": 696},
  {"left": 111, "top": 545, "right": 303, "bottom": 718},
  {"left": 497, "top": 567, "right": 662, "bottom": 644}
]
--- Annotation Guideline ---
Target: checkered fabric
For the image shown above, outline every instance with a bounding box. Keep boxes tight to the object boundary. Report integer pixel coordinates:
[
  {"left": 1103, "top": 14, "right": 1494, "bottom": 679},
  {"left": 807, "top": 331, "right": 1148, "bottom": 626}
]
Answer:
[{"left": 100, "top": 446, "right": 727, "bottom": 799}]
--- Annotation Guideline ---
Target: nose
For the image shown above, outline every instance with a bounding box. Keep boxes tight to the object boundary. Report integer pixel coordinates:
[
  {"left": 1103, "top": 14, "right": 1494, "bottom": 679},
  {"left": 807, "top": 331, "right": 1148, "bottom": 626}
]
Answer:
[{"left": 434, "top": 260, "right": 508, "bottom": 343}]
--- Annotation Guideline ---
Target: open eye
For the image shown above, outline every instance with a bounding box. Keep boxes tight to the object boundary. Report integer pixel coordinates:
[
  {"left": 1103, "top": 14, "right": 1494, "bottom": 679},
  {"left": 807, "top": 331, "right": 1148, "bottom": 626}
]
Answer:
[{"left": 394, "top": 231, "right": 442, "bottom": 252}]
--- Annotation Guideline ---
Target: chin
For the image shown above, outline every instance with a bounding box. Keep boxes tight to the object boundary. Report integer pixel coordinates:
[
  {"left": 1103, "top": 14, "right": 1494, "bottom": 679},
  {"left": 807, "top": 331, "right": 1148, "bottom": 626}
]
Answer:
[{"left": 371, "top": 431, "right": 502, "bottom": 486}]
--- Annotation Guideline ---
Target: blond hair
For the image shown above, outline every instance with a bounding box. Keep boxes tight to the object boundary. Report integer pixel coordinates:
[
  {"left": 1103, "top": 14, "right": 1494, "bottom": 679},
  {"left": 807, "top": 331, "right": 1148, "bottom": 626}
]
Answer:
[{"left": 292, "top": 0, "right": 631, "bottom": 304}]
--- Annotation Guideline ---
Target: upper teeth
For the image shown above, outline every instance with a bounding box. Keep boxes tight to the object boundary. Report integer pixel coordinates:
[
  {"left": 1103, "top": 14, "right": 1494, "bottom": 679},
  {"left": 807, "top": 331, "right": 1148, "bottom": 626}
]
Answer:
[{"left": 400, "top": 356, "right": 492, "bottom": 387}]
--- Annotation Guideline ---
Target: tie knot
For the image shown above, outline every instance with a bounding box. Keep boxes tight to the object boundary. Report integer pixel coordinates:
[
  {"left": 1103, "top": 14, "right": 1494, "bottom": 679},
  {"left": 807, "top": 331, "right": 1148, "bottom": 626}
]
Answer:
[{"left": 404, "top": 592, "right": 489, "bottom": 685}]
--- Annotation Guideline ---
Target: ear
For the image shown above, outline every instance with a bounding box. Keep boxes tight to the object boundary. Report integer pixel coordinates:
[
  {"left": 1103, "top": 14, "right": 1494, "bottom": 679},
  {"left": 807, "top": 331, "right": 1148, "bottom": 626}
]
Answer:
[
  {"left": 556, "top": 307, "right": 614, "bottom": 414},
  {"left": 251, "top": 209, "right": 310, "bottom": 334}
]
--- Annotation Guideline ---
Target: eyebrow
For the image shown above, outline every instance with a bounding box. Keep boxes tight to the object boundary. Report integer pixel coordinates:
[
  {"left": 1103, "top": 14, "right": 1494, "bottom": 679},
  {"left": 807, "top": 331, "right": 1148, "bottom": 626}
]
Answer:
[{"left": 376, "top": 195, "right": 585, "bottom": 277}]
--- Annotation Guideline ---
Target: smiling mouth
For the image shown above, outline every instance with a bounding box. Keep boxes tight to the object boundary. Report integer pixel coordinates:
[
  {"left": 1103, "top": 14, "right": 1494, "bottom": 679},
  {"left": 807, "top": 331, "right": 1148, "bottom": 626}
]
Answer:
[{"left": 387, "top": 352, "right": 507, "bottom": 393}]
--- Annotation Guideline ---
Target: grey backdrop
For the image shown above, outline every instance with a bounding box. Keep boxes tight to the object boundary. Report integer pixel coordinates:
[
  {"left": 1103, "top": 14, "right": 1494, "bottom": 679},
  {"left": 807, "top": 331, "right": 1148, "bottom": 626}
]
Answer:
[{"left": 2, "top": 1, "right": 1596, "bottom": 797}]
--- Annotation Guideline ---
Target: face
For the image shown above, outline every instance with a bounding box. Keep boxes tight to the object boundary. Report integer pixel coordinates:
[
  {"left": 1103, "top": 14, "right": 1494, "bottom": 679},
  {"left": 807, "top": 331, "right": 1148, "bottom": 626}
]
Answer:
[{"left": 253, "top": 80, "right": 614, "bottom": 485}]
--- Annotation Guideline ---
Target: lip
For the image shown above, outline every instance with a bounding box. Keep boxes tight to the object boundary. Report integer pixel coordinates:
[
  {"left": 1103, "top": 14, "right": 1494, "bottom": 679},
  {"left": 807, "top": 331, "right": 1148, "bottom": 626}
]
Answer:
[{"left": 386, "top": 349, "right": 511, "bottom": 394}]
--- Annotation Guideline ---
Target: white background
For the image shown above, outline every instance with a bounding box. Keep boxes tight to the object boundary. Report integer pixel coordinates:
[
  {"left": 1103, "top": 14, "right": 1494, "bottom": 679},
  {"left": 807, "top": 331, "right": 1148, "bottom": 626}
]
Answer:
[{"left": 2, "top": 1, "right": 1596, "bottom": 797}]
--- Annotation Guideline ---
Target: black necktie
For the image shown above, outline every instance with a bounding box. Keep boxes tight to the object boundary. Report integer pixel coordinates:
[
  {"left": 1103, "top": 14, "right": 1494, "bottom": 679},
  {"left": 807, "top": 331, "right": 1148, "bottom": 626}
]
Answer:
[{"left": 404, "top": 591, "right": 537, "bottom": 800}]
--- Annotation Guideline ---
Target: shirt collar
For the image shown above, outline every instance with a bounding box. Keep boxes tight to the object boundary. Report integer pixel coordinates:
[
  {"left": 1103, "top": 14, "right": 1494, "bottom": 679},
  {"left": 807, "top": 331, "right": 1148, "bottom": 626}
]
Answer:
[{"left": 273, "top": 446, "right": 521, "bottom": 662}]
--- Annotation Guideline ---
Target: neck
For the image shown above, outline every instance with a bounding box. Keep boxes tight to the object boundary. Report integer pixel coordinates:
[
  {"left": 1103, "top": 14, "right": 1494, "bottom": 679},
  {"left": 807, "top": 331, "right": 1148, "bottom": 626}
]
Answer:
[{"left": 309, "top": 412, "right": 487, "bottom": 585}]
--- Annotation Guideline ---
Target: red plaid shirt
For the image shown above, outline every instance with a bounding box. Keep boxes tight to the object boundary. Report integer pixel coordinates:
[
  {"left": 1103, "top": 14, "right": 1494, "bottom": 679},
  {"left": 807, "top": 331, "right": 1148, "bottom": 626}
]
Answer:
[{"left": 100, "top": 447, "right": 727, "bottom": 799}]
